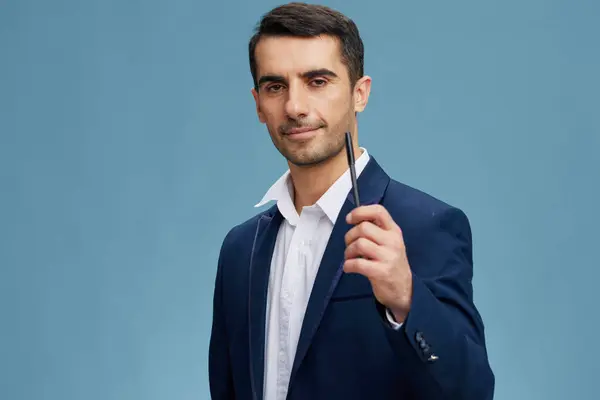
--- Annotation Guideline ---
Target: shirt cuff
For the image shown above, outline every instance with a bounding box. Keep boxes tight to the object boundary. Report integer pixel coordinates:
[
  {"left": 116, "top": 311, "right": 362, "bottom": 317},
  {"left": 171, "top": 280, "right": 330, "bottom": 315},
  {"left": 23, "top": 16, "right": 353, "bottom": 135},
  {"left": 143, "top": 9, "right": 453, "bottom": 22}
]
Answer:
[{"left": 385, "top": 308, "right": 403, "bottom": 330}]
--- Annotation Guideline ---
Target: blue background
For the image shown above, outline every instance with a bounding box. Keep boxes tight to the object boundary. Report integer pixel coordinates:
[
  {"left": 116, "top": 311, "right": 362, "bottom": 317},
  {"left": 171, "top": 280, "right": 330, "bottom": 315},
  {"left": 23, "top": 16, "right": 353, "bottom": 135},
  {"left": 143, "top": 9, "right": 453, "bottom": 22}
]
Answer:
[{"left": 1, "top": 0, "right": 598, "bottom": 399}]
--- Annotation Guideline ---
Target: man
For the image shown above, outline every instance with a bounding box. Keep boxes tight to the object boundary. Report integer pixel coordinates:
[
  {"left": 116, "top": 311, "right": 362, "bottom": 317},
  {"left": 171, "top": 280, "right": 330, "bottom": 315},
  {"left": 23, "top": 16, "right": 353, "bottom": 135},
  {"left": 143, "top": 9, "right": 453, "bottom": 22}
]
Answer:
[{"left": 208, "top": 3, "right": 494, "bottom": 399}]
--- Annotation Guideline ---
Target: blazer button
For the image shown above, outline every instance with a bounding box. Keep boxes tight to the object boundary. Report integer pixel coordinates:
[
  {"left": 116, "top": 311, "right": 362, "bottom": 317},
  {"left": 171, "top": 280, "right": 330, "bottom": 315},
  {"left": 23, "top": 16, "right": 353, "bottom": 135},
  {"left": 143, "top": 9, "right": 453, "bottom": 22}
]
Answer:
[{"left": 415, "top": 331, "right": 424, "bottom": 342}]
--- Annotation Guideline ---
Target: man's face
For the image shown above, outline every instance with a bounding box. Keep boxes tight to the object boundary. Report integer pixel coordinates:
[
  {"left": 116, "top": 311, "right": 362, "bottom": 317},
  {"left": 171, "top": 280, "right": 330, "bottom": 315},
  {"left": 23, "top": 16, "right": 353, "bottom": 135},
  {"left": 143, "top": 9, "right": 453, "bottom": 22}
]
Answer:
[{"left": 252, "top": 35, "right": 369, "bottom": 167}]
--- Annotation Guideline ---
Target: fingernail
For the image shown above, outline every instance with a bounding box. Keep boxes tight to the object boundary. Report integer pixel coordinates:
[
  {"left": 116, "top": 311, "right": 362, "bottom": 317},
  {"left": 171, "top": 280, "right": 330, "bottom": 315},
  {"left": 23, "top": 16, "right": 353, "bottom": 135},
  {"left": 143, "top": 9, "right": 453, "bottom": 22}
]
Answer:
[{"left": 346, "top": 213, "right": 352, "bottom": 223}]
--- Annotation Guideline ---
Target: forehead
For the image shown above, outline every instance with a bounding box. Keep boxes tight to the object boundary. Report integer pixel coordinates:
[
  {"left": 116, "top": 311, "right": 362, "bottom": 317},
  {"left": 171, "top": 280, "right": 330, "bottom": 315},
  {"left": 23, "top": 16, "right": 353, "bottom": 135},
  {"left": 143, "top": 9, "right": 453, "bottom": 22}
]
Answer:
[{"left": 254, "top": 35, "right": 345, "bottom": 77}]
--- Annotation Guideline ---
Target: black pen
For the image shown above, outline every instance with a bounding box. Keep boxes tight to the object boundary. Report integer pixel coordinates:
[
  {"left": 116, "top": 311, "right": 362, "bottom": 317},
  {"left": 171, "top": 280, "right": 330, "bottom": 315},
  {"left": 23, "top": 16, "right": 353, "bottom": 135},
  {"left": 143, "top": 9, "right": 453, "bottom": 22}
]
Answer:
[{"left": 345, "top": 131, "right": 360, "bottom": 207}]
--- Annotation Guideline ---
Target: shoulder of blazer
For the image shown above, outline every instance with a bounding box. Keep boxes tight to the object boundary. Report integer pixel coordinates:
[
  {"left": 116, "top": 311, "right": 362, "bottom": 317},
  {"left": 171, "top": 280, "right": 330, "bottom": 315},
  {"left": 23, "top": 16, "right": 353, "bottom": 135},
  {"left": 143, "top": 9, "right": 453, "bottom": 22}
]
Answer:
[
  {"left": 384, "top": 178, "right": 458, "bottom": 218},
  {"left": 218, "top": 204, "right": 279, "bottom": 263}
]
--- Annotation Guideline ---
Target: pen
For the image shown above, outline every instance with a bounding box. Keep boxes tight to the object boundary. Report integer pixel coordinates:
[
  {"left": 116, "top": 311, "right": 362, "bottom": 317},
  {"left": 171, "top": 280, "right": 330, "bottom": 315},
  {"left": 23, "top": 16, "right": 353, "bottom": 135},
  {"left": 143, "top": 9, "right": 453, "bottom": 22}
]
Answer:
[{"left": 345, "top": 131, "right": 360, "bottom": 207}]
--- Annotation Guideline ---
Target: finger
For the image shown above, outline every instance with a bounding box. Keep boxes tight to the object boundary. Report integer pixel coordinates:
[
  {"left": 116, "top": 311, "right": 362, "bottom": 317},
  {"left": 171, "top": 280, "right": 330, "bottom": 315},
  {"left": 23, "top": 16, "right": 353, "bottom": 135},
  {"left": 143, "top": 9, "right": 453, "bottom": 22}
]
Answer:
[
  {"left": 344, "top": 221, "right": 390, "bottom": 247},
  {"left": 346, "top": 204, "right": 398, "bottom": 232},
  {"left": 343, "top": 256, "right": 381, "bottom": 277},
  {"left": 344, "top": 237, "right": 382, "bottom": 261}
]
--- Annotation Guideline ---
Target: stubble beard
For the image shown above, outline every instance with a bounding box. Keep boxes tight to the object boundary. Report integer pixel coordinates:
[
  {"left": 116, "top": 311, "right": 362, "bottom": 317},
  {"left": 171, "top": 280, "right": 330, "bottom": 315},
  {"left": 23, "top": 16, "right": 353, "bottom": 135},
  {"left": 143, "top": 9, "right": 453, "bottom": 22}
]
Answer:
[
  {"left": 271, "top": 112, "right": 354, "bottom": 168},
  {"left": 292, "top": 131, "right": 345, "bottom": 167}
]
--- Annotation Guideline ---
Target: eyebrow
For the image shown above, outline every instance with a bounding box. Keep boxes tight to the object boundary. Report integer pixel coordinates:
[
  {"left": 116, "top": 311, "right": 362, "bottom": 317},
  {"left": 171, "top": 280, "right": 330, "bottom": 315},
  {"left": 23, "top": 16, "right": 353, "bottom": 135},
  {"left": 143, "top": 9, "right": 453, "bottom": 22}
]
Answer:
[{"left": 257, "top": 68, "right": 339, "bottom": 87}]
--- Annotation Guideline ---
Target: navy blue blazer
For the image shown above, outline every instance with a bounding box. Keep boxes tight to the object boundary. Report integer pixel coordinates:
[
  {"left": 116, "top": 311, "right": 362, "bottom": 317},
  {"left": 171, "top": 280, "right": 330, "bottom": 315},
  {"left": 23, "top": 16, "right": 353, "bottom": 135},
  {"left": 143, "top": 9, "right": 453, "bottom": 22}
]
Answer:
[{"left": 208, "top": 156, "right": 494, "bottom": 399}]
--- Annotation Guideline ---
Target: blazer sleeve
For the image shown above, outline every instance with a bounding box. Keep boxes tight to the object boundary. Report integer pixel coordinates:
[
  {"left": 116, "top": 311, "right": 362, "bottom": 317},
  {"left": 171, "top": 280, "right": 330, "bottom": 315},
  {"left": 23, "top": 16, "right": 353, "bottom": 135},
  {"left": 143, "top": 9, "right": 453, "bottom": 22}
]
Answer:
[
  {"left": 376, "top": 207, "right": 495, "bottom": 399},
  {"left": 208, "top": 231, "right": 236, "bottom": 400}
]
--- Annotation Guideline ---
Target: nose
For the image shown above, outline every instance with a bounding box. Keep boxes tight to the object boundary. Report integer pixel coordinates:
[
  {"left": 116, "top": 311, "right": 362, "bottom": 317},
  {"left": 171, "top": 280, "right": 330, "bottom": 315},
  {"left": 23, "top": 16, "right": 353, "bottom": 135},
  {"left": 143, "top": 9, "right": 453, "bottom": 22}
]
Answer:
[{"left": 284, "top": 82, "right": 309, "bottom": 120}]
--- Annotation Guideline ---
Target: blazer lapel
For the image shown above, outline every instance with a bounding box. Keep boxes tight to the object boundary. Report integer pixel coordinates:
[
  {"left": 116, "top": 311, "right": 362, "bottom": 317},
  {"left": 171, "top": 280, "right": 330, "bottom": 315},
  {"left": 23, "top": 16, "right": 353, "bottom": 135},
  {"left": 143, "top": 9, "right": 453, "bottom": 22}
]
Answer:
[
  {"left": 248, "top": 206, "right": 282, "bottom": 400},
  {"left": 289, "top": 157, "right": 391, "bottom": 383}
]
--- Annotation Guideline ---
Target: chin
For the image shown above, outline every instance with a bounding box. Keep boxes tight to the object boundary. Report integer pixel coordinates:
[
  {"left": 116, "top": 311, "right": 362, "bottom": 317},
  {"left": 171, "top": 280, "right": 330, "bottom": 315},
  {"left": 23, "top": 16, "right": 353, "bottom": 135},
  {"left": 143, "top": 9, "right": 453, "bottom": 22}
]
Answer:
[
  {"left": 283, "top": 148, "right": 336, "bottom": 167},
  {"left": 275, "top": 134, "right": 345, "bottom": 167}
]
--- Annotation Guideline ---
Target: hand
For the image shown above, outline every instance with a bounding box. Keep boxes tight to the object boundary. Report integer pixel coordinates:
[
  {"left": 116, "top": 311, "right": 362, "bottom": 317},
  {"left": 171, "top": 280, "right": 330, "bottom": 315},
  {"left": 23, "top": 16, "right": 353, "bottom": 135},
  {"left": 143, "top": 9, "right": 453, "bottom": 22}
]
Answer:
[{"left": 344, "top": 204, "right": 413, "bottom": 323}]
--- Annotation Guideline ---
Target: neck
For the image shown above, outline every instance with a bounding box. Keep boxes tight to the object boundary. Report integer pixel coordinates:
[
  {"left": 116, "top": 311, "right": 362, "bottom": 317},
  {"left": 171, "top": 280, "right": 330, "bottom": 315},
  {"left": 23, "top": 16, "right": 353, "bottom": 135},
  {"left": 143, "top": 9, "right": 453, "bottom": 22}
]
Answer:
[{"left": 288, "top": 144, "right": 363, "bottom": 215}]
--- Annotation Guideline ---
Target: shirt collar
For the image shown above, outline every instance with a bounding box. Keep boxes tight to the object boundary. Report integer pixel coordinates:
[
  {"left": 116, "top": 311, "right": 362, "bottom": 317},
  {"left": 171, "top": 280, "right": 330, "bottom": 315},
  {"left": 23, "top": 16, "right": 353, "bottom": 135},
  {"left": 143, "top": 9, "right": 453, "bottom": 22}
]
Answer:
[{"left": 255, "top": 148, "right": 370, "bottom": 226}]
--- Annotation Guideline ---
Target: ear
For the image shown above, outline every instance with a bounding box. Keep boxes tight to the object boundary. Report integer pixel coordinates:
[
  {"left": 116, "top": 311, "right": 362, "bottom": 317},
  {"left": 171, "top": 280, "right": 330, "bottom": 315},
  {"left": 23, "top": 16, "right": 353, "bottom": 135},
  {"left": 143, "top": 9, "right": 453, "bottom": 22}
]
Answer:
[
  {"left": 353, "top": 75, "right": 372, "bottom": 113},
  {"left": 251, "top": 87, "right": 266, "bottom": 123}
]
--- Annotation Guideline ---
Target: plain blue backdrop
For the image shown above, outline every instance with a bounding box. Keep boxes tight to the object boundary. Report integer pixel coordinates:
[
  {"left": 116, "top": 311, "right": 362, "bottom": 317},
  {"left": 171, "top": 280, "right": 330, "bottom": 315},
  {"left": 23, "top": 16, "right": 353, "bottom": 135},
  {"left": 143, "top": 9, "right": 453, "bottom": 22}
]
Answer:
[{"left": 1, "top": 0, "right": 598, "bottom": 399}]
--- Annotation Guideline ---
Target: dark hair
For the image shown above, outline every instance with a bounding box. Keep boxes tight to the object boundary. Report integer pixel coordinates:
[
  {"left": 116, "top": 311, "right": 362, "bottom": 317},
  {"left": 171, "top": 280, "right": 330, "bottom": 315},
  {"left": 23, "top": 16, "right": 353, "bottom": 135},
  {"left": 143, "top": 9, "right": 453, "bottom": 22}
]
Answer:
[{"left": 248, "top": 2, "right": 364, "bottom": 91}]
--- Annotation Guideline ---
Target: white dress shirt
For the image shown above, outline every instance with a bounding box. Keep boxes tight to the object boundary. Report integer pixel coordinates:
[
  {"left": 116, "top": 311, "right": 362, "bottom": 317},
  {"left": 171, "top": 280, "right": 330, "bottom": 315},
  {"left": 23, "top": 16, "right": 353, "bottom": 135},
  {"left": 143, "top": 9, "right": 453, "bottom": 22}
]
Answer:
[{"left": 254, "top": 148, "right": 401, "bottom": 400}]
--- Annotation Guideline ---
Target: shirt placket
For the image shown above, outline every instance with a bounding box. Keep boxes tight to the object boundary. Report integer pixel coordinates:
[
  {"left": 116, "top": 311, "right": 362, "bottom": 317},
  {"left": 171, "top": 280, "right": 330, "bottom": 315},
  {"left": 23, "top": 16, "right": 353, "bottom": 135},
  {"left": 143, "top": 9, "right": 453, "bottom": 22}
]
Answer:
[{"left": 275, "top": 208, "right": 320, "bottom": 399}]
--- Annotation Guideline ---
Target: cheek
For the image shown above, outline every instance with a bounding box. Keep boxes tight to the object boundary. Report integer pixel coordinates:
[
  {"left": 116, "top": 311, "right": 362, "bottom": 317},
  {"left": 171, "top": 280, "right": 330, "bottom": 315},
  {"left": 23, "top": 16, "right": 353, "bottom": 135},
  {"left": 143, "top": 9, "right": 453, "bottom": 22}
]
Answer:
[
  {"left": 260, "top": 100, "right": 283, "bottom": 123},
  {"left": 311, "top": 90, "right": 351, "bottom": 122}
]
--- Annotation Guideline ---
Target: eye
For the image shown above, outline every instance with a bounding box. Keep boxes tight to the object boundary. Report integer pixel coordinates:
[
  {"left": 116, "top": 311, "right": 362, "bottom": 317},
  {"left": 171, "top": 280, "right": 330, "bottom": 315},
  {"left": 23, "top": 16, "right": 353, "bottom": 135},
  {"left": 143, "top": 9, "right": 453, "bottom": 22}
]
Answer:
[
  {"left": 310, "top": 78, "right": 328, "bottom": 87},
  {"left": 266, "top": 83, "right": 284, "bottom": 93}
]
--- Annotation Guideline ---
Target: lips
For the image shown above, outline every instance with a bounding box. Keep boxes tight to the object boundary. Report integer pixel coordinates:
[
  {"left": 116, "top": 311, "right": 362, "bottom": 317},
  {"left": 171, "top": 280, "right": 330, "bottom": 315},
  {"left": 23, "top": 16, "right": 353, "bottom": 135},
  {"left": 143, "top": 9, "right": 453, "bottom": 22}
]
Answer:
[
  {"left": 284, "top": 126, "right": 320, "bottom": 141},
  {"left": 287, "top": 126, "right": 318, "bottom": 135}
]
